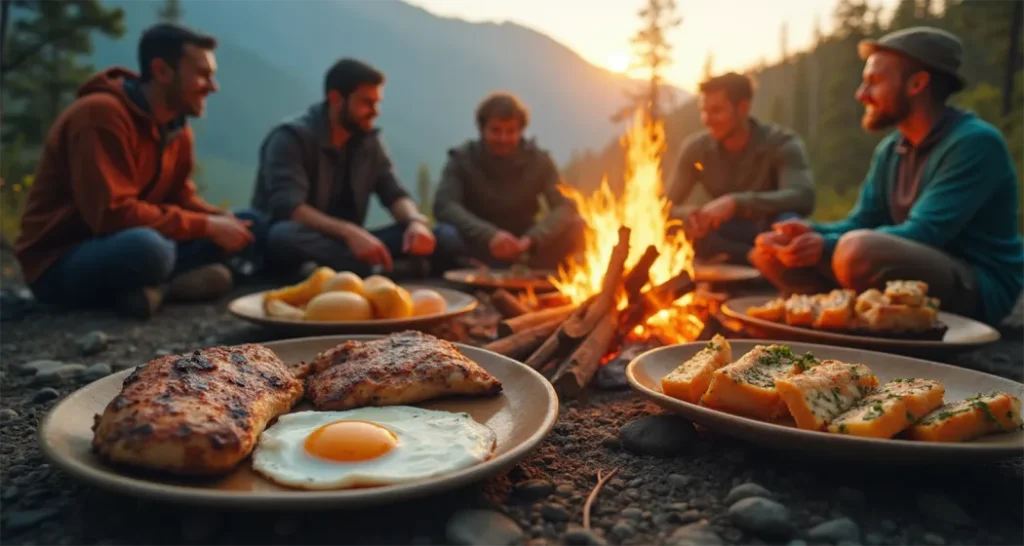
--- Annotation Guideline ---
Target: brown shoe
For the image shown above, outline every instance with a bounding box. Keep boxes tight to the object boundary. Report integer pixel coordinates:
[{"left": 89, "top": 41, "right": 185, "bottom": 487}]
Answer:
[
  {"left": 167, "top": 264, "right": 234, "bottom": 302},
  {"left": 115, "top": 286, "right": 166, "bottom": 319}
]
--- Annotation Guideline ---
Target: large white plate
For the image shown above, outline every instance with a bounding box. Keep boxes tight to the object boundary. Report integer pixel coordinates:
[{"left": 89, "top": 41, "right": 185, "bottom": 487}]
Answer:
[
  {"left": 39, "top": 335, "right": 558, "bottom": 509},
  {"left": 627, "top": 339, "right": 1024, "bottom": 463}
]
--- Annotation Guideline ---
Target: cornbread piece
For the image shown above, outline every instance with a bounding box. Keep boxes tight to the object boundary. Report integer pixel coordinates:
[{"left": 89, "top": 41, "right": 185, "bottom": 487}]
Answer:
[
  {"left": 828, "top": 378, "right": 945, "bottom": 438},
  {"left": 854, "top": 289, "right": 888, "bottom": 314},
  {"left": 775, "top": 361, "right": 879, "bottom": 431},
  {"left": 784, "top": 295, "right": 815, "bottom": 327},
  {"left": 747, "top": 298, "right": 785, "bottom": 322},
  {"left": 857, "top": 303, "right": 937, "bottom": 332},
  {"left": 91, "top": 345, "right": 304, "bottom": 475},
  {"left": 661, "top": 335, "right": 733, "bottom": 403},
  {"left": 701, "top": 345, "right": 818, "bottom": 420},
  {"left": 906, "top": 391, "right": 1023, "bottom": 442},
  {"left": 884, "top": 280, "right": 929, "bottom": 306},
  {"left": 307, "top": 331, "right": 503, "bottom": 410},
  {"left": 812, "top": 289, "right": 857, "bottom": 329}
]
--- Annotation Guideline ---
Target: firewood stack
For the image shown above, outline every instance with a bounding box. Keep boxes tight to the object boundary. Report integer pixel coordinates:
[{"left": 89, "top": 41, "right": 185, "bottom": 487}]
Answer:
[{"left": 483, "top": 227, "right": 697, "bottom": 397}]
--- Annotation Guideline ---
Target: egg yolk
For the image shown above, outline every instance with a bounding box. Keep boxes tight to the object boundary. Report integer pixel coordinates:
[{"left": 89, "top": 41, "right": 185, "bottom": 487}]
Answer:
[{"left": 304, "top": 420, "right": 398, "bottom": 462}]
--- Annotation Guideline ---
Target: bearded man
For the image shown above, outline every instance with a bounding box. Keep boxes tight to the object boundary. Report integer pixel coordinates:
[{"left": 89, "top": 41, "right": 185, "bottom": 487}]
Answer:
[
  {"left": 252, "top": 58, "right": 452, "bottom": 278},
  {"left": 749, "top": 27, "right": 1023, "bottom": 325}
]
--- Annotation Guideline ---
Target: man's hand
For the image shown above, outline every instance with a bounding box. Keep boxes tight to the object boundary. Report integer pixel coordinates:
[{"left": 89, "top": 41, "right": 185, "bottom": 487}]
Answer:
[
  {"left": 776, "top": 232, "right": 824, "bottom": 268},
  {"left": 771, "top": 218, "right": 813, "bottom": 238},
  {"left": 697, "top": 194, "right": 738, "bottom": 231},
  {"left": 489, "top": 230, "right": 529, "bottom": 261},
  {"left": 754, "top": 230, "right": 792, "bottom": 251},
  {"left": 344, "top": 226, "right": 393, "bottom": 272},
  {"left": 207, "top": 214, "right": 254, "bottom": 253},
  {"left": 402, "top": 221, "right": 436, "bottom": 256}
]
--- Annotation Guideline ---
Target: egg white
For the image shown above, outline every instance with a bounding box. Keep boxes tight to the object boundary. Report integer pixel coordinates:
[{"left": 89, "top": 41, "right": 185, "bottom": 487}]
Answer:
[{"left": 252, "top": 407, "right": 497, "bottom": 490}]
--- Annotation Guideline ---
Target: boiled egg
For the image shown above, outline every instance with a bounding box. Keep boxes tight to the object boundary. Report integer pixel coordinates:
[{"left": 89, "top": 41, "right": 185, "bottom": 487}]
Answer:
[{"left": 251, "top": 407, "right": 496, "bottom": 490}]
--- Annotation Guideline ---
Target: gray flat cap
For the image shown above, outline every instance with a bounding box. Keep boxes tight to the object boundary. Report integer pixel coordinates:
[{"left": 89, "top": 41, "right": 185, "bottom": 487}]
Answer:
[{"left": 858, "top": 26, "right": 966, "bottom": 91}]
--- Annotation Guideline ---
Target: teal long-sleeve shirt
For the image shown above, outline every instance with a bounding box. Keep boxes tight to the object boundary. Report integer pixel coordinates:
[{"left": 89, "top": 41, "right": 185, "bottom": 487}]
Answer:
[{"left": 811, "top": 112, "right": 1024, "bottom": 325}]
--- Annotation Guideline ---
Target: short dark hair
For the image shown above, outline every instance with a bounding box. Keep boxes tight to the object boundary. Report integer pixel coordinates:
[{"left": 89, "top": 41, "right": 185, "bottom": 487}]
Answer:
[
  {"left": 698, "top": 72, "right": 754, "bottom": 105},
  {"left": 899, "top": 57, "right": 959, "bottom": 104},
  {"left": 475, "top": 92, "right": 530, "bottom": 130},
  {"left": 324, "top": 58, "right": 385, "bottom": 98},
  {"left": 138, "top": 23, "right": 217, "bottom": 81}
]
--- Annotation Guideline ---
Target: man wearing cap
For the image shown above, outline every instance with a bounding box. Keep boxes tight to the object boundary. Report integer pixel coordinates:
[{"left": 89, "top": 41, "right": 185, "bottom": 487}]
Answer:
[{"left": 749, "top": 26, "right": 1024, "bottom": 326}]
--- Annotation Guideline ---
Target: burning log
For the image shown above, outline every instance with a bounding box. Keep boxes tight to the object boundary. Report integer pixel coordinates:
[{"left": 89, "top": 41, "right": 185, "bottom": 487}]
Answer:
[
  {"left": 483, "top": 318, "right": 562, "bottom": 360},
  {"left": 490, "top": 289, "right": 529, "bottom": 318},
  {"left": 536, "top": 292, "right": 572, "bottom": 309},
  {"left": 498, "top": 304, "right": 576, "bottom": 337},
  {"left": 522, "top": 298, "right": 593, "bottom": 370},
  {"left": 550, "top": 308, "right": 621, "bottom": 397},
  {"left": 623, "top": 245, "right": 659, "bottom": 299},
  {"left": 562, "top": 227, "right": 632, "bottom": 340},
  {"left": 614, "top": 270, "right": 697, "bottom": 348}
]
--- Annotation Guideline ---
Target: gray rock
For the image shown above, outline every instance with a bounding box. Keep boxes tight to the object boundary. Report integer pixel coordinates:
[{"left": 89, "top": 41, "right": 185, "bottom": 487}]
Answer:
[
  {"left": 0, "top": 408, "right": 19, "bottom": 422},
  {"left": 669, "top": 502, "right": 690, "bottom": 511},
  {"left": 594, "top": 359, "right": 630, "bottom": 390},
  {"left": 2, "top": 486, "right": 19, "bottom": 500},
  {"left": 541, "top": 503, "right": 570, "bottom": 522},
  {"left": 32, "top": 387, "right": 61, "bottom": 404},
  {"left": 515, "top": 479, "right": 555, "bottom": 501},
  {"left": 611, "top": 521, "right": 635, "bottom": 540},
  {"left": 155, "top": 348, "right": 173, "bottom": 357},
  {"left": 728, "top": 497, "right": 793, "bottom": 538},
  {"left": 75, "top": 331, "right": 109, "bottom": 356},
  {"left": 628, "top": 477, "right": 645, "bottom": 488},
  {"left": 555, "top": 484, "right": 574, "bottom": 498},
  {"left": 669, "top": 474, "right": 691, "bottom": 489},
  {"left": 618, "top": 414, "right": 697, "bottom": 456},
  {"left": 667, "top": 522, "right": 724, "bottom": 546},
  {"left": 600, "top": 436, "right": 620, "bottom": 450},
  {"left": 607, "top": 478, "right": 626, "bottom": 490},
  {"left": 5, "top": 507, "right": 60, "bottom": 532},
  {"left": 620, "top": 507, "right": 643, "bottom": 520},
  {"left": 678, "top": 510, "right": 703, "bottom": 524},
  {"left": 837, "top": 486, "right": 866, "bottom": 507},
  {"left": 82, "top": 363, "right": 113, "bottom": 382},
  {"left": 725, "top": 482, "right": 774, "bottom": 505},
  {"left": 719, "top": 528, "right": 744, "bottom": 543},
  {"left": 917, "top": 493, "right": 973, "bottom": 526},
  {"left": 564, "top": 525, "right": 607, "bottom": 545},
  {"left": 33, "top": 364, "right": 86, "bottom": 385},
  {"left": 807, "top": 517, "right": 861, "bottom": 544},
  {"left": 446, "top": 509, "right": 524, "bottom": 546},
  {"left": 923, "top": 533, "right": 946, "bottom": 545},
  {"left": 19, "top": 359, "right": 65, "bottom": 376}
]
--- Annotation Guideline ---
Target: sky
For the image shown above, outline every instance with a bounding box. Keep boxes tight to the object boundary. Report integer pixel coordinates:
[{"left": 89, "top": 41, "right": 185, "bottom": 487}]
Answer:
[{"left": 405, "top": 0, "right": 896, "bottom": 92}]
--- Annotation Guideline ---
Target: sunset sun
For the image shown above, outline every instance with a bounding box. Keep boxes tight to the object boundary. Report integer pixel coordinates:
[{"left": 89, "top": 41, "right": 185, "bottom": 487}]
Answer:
[{"left": 606, "top": 52, "right": 630, "bottom": 73}]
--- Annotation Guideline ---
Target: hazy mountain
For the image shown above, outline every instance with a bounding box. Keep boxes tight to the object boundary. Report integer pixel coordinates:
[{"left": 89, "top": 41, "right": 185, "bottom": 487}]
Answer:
[{"left": 88, "top": 0, "right": 686, "bottom": 226}]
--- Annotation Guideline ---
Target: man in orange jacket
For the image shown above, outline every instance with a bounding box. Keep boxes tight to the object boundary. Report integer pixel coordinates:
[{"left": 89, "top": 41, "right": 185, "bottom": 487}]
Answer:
[{"left": 14, "top": 23, "right": 265, "bottom": 318}]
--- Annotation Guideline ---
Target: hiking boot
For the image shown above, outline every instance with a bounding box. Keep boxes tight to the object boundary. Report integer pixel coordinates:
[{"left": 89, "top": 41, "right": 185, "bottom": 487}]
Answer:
[
  {"left": 167, "top": 264, "right": 234, "bottom": 302},
  {"left": 115, "top": 286, "right": 166, "bottom": 319}
]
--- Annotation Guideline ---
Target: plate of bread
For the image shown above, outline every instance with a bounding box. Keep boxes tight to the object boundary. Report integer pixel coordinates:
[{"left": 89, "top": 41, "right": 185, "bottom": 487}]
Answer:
[
  {"left": 721, "top": 281, "right": 1000, "bottom": 355},
  {"left": 627, "top": 337, "right": 1024, "bottom": 463},
  {"left": 443, "top": 267, "right": 558, "bottom": 292},
  {"left": 39, "top": 331, "right": 558, "bottom": 509},
  {"left": 229, "top": 267, "right": 478, "bottom": 334}
]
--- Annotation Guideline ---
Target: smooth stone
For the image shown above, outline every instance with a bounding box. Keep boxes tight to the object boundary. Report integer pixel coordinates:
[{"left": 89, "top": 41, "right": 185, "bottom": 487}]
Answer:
[
  {"left": 728, "top": 497, "right": 793, "bottom": 538},
  {"left": 678, "top": 510, "right": 702, "bottom": 524},
  {"left": 725, "top": 482, "right": 774, "bottom": 505},
  {"left": 807, "top": 517, "right": 861, "bottom": 544},
  {"left": 0, "top": 408, "right": 19, "bottom": 422},
  {"left": 32, "top": 387, "right": 61, "bottom": 404},
  {"left": 600, "top": 436, "right": 620, "bottom": 450},
  {"left": 610, "top": 521, "right": 635, "bottom": 540},
  {"left": 563, "top": 525, "right": 607, "bottom": 545},
  {"left": 593, "top": 359, "right": 629, "bottom": 390},
  {"left": 923, "top": 532, "right": 946, "bottom": 545},
  {"left": 82, "top": 363, "right": 113, "bottom": 382},
  {"left": 669, "top": 474, "right": 691, "bottom": 489},
  {"left": 555, "top": 484, "right": 574, "bottom": 498},
  {"left": 446, "top": 509, "right": 524, "bottom": 546},
  {"left": 667, "top": 522, "right": 724, "bottom": 546},
  {"left": 75, "top": 331, "right": 109, "bottom": 356},
  {"left": 917, "top": 493, "right": 973, "bottom": 526},
  {"left": 515, "top": 479, "right": 555, "bottom": 501},
  {"left": 19, "top": 359, "right": 65, "bottom": 376},
  {"left": 619, "top": 414, "right": 697, "bottom": 457},
  {"left": 620, "top": 507, "right": 643, "bottom": 520},
  {"left": 541, "top": 503, "right": 570, "bottom": 523},
  {"left": 32, "top": 364, "right": 86, "bottom": 386}
]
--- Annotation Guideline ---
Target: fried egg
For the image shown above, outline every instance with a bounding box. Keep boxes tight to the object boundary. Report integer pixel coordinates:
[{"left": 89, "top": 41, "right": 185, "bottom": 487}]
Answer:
[{"left": 251, "top": 407, "right": 496, "bottom": 490}]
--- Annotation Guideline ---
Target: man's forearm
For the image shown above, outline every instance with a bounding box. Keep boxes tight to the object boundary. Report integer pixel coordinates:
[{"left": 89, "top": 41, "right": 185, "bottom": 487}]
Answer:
[
  {"left": 389, "top": 196, "right": 430, "bottom": 225},
  {"left": 291, "top": 203, "right": 357, "bottom": 241}
]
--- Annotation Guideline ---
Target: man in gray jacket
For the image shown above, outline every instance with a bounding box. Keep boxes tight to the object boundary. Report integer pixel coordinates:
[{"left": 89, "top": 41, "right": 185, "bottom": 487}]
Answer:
[
  {"left": 252, "top": 58, "right": 446, "bottom": 277},
  {"left": 434, "top": 93, "right": 583, "bottom": 269},
  {"left": 668, "top": 72, "right": 815, "bottom": 264}
]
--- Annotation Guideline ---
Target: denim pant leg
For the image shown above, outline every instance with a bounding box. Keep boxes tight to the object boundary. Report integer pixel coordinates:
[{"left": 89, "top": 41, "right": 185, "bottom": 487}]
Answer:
[
  {"left": 30, "top": 227, "right": 176, "bottom": 307},
  {"left": 173, "top": 209, "right": 269, "bottom": 277},
  {"left": 267, "top": 221, "right": 375, "bottom": 276}
]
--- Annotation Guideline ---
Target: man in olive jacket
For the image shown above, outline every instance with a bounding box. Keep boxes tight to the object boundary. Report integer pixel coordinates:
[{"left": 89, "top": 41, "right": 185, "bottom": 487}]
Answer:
[{"left": 434, "top": 93, "right": 584, "bottom": 269}]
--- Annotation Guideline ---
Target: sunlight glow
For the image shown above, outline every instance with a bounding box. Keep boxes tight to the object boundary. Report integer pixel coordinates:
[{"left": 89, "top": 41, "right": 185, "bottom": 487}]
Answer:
[{"left": 606, "top": 52, "right": 630, "bottom": 73}]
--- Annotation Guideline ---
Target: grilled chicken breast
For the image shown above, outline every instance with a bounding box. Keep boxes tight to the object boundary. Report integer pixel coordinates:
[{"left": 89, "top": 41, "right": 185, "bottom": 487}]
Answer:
[
  {"left": 307, "top": 331, "right": 503, "bottom": 410},
  {"left": 92, "top": 344, "right": 304, "bottom": 476}
]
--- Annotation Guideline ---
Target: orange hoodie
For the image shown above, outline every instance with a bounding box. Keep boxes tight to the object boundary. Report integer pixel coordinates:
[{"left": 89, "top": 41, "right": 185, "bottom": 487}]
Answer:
[{"left": 15, "top": 68, "right": 221, "bottom": 283}]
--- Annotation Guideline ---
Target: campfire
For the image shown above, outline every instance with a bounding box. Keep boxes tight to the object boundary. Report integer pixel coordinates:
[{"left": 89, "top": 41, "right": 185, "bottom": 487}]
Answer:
[{"left": 485, "top": 111, "right": 708, "bottom": 396}]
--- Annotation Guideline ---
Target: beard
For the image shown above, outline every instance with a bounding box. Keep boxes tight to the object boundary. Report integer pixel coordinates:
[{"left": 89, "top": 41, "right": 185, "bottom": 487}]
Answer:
[
  {"left": 337, "top": 103, "right": 370, "bottom": 135},
  {"left": 861, "top": 87, "right": 911, "bottom": 131}
]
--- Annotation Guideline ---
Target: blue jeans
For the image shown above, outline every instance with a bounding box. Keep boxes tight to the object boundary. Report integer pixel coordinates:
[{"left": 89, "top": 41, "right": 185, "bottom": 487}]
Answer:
[
  {"left": 696, "top": 212, "right": 801, "bottom": 265},
  {"left": 31, "top": 209, "right": 268, "bottom": 306},
  {"left": 266, "top": 221, "right": 462, "bottom": 277}
]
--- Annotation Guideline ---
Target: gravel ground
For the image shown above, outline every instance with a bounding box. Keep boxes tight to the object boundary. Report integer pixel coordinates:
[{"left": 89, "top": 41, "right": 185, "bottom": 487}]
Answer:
[{"left": 1, "top": 281, "right": 1023, "bottom": 546}]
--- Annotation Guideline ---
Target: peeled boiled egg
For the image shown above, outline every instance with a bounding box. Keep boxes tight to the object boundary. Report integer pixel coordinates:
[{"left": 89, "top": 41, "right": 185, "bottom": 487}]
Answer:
[{"left": 251, "top": 408, "right": 496, "bottom": 490}]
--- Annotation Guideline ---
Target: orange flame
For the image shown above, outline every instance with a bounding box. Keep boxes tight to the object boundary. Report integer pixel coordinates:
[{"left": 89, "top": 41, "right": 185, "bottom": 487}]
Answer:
[{"left": 550, "top": 110, "right": 703, "bottom": 344}]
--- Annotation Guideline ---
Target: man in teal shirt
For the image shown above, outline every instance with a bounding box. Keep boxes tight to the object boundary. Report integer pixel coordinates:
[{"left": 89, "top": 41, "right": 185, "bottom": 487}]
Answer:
[{"left": 750, "top": 27, "right": 1024, "bottom": 325}]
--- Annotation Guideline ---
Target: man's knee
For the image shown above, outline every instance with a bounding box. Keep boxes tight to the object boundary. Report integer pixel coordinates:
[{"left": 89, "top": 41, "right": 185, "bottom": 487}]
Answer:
[
  {"left": 233, "top": 209, "right": 270, "bottom": 244},
  {"left": 433, "top": 223, "right": 466, "bottom": 254},
  {"left": 832, "top": 229, "right": 886, "bottom": 289},
  {"left": 118, "top": 227, "right": 176, "bottom": 284}
]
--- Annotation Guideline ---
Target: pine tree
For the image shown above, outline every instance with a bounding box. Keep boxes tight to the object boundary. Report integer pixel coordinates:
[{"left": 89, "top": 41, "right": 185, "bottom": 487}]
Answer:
[
  {"left": 416, "top": 162, "right": 433, "bottom": 222},
  {"left": 1, "top": 1, "right": 124, "bottom": 146},
  {"left": 615, "top": 0, "right": 682, "bottom": 125},
  {"left": 157, "top": 0, "right": 183, "bottom": 23}
]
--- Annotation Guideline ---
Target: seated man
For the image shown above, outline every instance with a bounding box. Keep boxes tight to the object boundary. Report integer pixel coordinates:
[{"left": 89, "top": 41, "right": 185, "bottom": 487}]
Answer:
[
  {"left": 15, "top": 24, "right": 266, "bottom": 319},
  {"left": 668, "top": 72, "right": 815, "bottom": 264},
  {"left": 749, "top": 27, "right": 1024, "bottom": 326},
  {"left": 253, "top": 58, "right": 443, "bottom": 278},
  {"left": 433, "top": 92, "right": 584, "bottom": 270}
]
